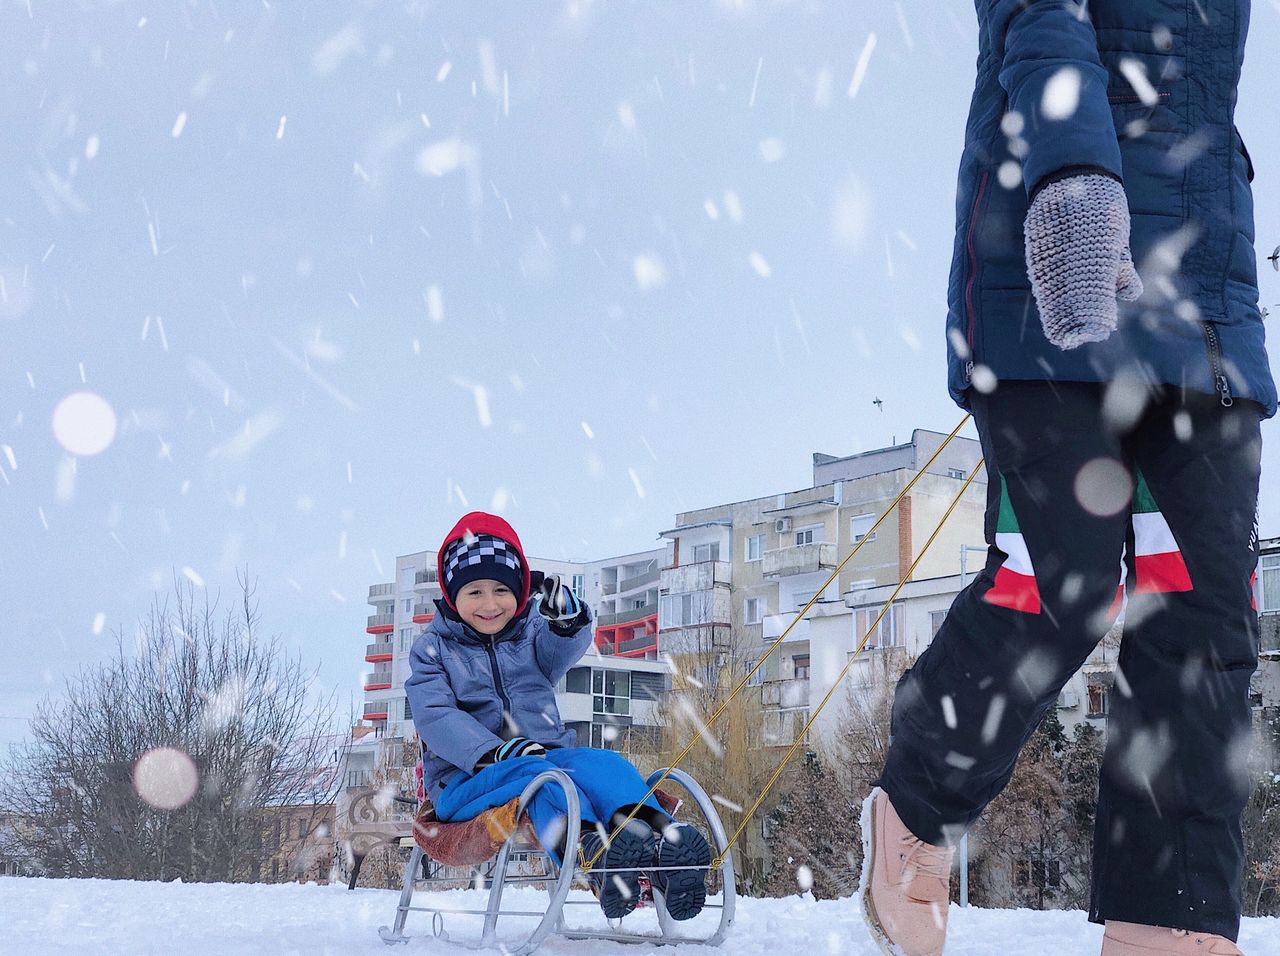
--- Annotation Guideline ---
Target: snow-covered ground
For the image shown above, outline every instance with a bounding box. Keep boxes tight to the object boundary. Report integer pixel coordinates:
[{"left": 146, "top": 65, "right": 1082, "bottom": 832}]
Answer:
[{"left": 2, "top": 878, "right": 1279, "bottom": 956}]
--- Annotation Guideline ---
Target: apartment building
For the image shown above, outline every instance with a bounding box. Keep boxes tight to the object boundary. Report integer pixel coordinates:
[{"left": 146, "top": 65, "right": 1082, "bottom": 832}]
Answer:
[{"left": 654, "top": 430, "right": 988, "bottom": 739}]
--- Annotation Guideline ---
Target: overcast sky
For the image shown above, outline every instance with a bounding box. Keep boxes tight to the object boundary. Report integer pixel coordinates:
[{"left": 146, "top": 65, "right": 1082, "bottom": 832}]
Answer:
[{"left": 4, "top": 0, "right": 1280, "bottom": 748}]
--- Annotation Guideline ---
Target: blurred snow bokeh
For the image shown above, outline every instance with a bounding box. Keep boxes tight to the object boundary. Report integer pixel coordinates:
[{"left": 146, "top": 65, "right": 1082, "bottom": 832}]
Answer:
[{"left": 132, "top": 746, "right": 200, "bottom": 811}]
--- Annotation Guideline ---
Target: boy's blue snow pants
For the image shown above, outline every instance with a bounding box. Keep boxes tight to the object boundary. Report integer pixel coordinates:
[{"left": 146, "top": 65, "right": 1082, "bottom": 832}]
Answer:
[
  {"left": 434, "top": 747, "right": 668, "bottom": 864},
  {"left": 878, "top": 381, "right": 1263, "bottom": 942}
]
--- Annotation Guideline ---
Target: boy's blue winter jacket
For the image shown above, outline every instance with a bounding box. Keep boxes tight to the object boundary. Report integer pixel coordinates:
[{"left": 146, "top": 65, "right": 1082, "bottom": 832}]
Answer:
[
  {"left": 405, "top": 599, "right": 593, "bottom": 802},
  {"left": 948, "top": 0, "right": 1275, "bottom": 416}
]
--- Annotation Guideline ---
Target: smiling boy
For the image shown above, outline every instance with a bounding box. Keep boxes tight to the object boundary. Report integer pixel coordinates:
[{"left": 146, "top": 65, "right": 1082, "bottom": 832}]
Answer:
[{"left": 404, "top": 512, "right": 711, "bottom": 921}]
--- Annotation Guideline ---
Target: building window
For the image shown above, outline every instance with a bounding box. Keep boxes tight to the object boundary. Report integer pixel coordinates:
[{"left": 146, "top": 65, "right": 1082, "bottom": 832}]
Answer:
[
  {"left": 404, "top": 698, "right": 413, "bottom": 721},
  {"left": 592, "top": 669, "right": 631, "bottom": 716},
  {"left": 855, "top": 604, "right": 902, "bottom": 651},
  {"left": 404, "top": 599, "right": 412, "bottom": 614},
  {"left": 398, "top": 628, "right": 415, "bottom": 653},
  {"left": 1087, "top": 681, "right": 1110, "bottom": 718},
  {"left": 792, "top": 654, "right": 811, "bottom": 680},
  {"left": 571, "top": 573, "right": 586, "bottom": 599},
  {"left": 851, "top": 513, "right": 877, "bottom": 543},
  {"left": 746, "top": 534, "right": 764, "bottom": 562},
  {"left": 565, "top": 667, "right": 591, "bottom": 694},
  {"left": 660, "top": 591, "right": 711, "bottom": 627},
  {"left": 744, "top": 657, "right": 764, "bottom": 687},
  {"left": 930, "top": 610, "right": 947, "bottom": 638},
  {"left": 693, "top": 542, "right": 720, "bottom": 563},
  {"left": 1260, "top": 554, "right": 1280, "bottom": 613},
  {"left": 794, "top": 525, "right": 822, "bottom": 546},
  {"left": 590, "top": 722, "right": 623, "bottom": 750},
  {"left": 947, "top": 467, "right": 967, "bottom": 480},
  {"left": 745, "top": 597, "right": 764, "bottom": 625}
]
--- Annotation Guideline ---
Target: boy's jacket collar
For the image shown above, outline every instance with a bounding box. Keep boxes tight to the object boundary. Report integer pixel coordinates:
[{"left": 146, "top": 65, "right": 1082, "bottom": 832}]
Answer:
[{"left": 433, "top": 597, "right": 531, "bottom": 646}]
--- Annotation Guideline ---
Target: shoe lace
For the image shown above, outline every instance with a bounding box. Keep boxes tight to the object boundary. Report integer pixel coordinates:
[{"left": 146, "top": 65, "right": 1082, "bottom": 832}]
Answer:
[{"left": 898, "top": 833, "right": 952, "bottom": 882}]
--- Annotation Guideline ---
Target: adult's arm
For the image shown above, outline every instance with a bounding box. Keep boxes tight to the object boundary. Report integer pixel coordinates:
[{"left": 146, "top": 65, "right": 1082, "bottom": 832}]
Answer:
[{"left": 990, "top": 0, "right": 1122, "bottom": 197}]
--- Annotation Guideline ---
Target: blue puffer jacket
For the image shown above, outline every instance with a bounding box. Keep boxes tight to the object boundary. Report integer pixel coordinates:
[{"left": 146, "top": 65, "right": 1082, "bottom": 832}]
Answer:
[
  {"left": 947, "top": 0, "right": 1276, "bottom": 417},
  {"left": 406, "top": 599, "right": 593, "bottom": 801}
]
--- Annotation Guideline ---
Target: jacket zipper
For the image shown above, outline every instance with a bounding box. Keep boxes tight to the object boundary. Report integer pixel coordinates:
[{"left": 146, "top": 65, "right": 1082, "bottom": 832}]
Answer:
[
  {"left": 1201, "top": 321, "right": 1234, "bottom": 407},
  {"left": 963, "top": 169, "right": 991, "bottom": 383},
  {"left": 483, "top": 638, "right": 513, "bottom": 716}
]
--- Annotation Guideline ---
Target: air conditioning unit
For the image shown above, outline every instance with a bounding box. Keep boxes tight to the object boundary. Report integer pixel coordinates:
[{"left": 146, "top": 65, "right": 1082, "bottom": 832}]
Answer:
[{"left": 774, "top": 517, "right": 792, "bottom": 534}]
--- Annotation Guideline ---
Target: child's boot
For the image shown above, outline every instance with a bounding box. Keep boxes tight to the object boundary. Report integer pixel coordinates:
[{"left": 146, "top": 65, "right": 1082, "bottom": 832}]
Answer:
[
  {"left": 579, "top": 820, "right": 655, "bottom": 920},
  {"left": 650, "top": 821, "right": 711, "bottom": 920},
  {"left": 1101, "top": 922, "right": 1243, "bottom": 955},
  {"left": 860, "top": 787, "right": 954, "bottom": 956}
]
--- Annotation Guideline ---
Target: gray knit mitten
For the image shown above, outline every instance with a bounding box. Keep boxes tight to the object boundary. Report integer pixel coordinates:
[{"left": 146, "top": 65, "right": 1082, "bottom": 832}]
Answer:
[{"left": 1023, "top": 173, "right": 1143, "bottom": 350}]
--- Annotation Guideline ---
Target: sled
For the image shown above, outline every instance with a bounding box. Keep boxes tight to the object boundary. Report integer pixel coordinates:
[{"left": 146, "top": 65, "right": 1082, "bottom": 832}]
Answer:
[{"left": 377, "top": 766, "right": 736, "bottom": 954}]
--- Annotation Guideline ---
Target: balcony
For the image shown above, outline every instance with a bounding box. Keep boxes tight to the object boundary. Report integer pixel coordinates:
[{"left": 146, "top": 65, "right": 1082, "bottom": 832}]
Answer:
[
  {"left": 414, "top": 569, "right": 440, "bottom": 591},
  {"left": 597, "top": 603, "right": 658, "bottom": 627},
  {"left": 619, "top": 567, "right": 660, "bottom": 593},
  {"left": 365, "top": 668, "right": 393, "bottom": 691},
  {"left": 615, "top": 634, "right": 658, "bottom": 656},
  {"left": 762, "top": 542, "right": 838, "bottom": 579},
  {"left": 368, "top": 583, "right": 394, "bottom": 603},
  {"left": 762, "top": 677, "right": 810, "bottom": 710},
  {"left": 660, "top": 560, "right": 732, "bottom": 594},
  {"left": 363, "top": 702, "right": 389, "bottom": 721},
  {"left": 366, "top": 613, "right": 394, "bottom": 635},
  {"left": 762, "top": 613, "right": 810, "bottom": 642},
  {"left": 412, "top": 601, "right": 435, "bottom": 624},
  {"left": 365, "top": 642, "right": 393, "bottom": 663}
]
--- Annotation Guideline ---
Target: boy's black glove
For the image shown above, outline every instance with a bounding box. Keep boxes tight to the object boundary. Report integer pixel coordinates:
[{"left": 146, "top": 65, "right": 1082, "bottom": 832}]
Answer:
[
  {"left": 535, "top": 573, "right": 584, "bottom": 626},
  {"left": 473, "top": 736, "right": 546, "bottom": 772}
]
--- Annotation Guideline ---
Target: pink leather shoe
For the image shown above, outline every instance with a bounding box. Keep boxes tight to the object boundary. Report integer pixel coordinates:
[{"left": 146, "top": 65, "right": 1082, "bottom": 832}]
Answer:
[
  {"left": 1101, "top": 921, "right": 1244, "bottom": 955},
  {"left": 860, "top": 787, "right": 954, "bottom": 956}
]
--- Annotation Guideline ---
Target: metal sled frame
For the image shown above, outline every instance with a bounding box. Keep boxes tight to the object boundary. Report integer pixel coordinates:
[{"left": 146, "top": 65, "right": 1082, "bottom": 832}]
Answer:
[{"left": 378, "top": 766, "right": 736, "bottom": 954}]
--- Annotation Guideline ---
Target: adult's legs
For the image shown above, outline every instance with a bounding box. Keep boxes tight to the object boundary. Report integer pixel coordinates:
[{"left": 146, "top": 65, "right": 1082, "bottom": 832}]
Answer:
[
  {"left": 1090, "top": 393, "right": 1262, "bottom": 940},
  {"left": 879, "top": 381, "right": 1131, "bottom": 844}
]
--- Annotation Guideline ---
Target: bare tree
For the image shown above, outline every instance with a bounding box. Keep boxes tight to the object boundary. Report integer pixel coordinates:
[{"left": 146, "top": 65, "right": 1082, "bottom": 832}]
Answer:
[
  {"left": 630, "top": 605, "right": 783, "bottom": 892},
  {"left": 1243, "top": 707, "right": 1280, "bottom": 916},
  {"left": 968, "top": 709, "right": 1074, "bottom": 910},
  {"left": 828, "top": 647, "right": 915, "bottom": 797},
  {"left": 760, "top": 750, "right": 858, "bottom": 899},
  {"left": 0, "top": 572, "right": 345, "bottom": 883}
]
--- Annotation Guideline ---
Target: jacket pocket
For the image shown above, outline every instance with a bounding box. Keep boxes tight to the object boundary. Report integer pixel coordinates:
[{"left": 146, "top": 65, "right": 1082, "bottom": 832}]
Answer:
[{"left": 1108, "top": 92, "right": 1175, "bottom": 140}]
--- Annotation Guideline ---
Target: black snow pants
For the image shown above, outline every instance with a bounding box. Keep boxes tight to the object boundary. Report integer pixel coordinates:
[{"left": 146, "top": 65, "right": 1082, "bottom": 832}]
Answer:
[{"left": 877, "top": 381, "right": 1263, "bottom": 941}]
